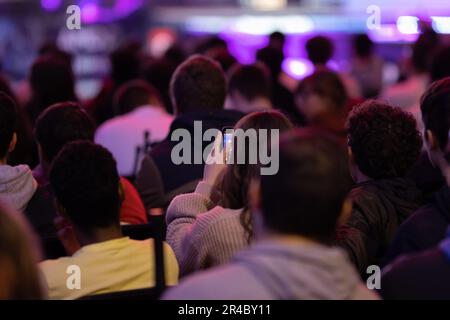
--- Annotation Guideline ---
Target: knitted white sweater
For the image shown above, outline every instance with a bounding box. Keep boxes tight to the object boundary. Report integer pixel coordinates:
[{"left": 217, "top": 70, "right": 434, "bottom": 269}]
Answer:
[{"left": 166, "top": 181, "right": 248, "bottom": 276}]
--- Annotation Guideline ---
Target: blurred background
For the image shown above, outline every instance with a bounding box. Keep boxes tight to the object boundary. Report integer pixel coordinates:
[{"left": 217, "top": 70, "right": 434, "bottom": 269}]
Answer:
[{"left": 0, "top": 0, "right": 449, "bottom": 100}]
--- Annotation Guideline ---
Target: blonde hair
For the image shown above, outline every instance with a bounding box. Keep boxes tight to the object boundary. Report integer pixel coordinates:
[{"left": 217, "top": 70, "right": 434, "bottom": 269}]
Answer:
[{"left": 0, "top": 201, "right": 45, "bottom": 299}]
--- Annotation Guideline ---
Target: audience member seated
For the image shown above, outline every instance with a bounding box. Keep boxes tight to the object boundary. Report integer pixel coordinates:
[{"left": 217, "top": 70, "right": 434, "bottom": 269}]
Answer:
[
  {"left": 0, "top": 76, "right": 35, "bottom": 167},
  {"left": 86, "top": 41, "right": 142, "bottom": 125},
  {"left": 381, "top": 228, "right": 450, "bottom": 299},
  {"left": 384, "top": 77, "right": 450, "bottom": 265},
  {"left": 136, "top": 55, "right": 243, "bottom": 210},
  {"left": 0, "top": 93, "right": 37, "bottom": 211},
  {"left": 0, "top": 201, "right": 45, "bottom": 299},
  {"left": 25, "top": 54, "right": 77, "bottom": 126},
  {"left": 225, "top": 63, "right": 273, "bottom": 114},
  {"left": 256, "top": 46, "right": 305, "bottom": 126},
  {"left": 39, "top": 141, "right": 178, "bottom": 299},
  {"left": 381, "top": 31, "right": 439, "bottom": 113},
  {"left": 95, "top": 80, "right": 173, "bottom": 178},
  {"left": 166, "top": 110, "right": 293, "bottom": 275},
  {"left": 142, "top": 58, "right": 178, "bottom": 114},
  {"left": 350, "top": 34, "right": 384, "bottom": 98},
  {"left": 26, "top": 102, "right": 147, "bottom": 240},
  {"left": 295, "top": 70, "right": 350, "bottom": 145},
  {"left": 163, "top": 129, "right": 378, "bottom": 300},
  {"left": 337, "top": 100, "right": 423, "bottom": 275},
  {"left": 305, "top": 35, "right": 361, "bottom": 99}
]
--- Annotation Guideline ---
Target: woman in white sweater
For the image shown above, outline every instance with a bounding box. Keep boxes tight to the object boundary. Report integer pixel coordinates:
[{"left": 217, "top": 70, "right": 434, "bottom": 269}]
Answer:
[{"left": 166, "top": 110, "right": 293, "bottom": 276}]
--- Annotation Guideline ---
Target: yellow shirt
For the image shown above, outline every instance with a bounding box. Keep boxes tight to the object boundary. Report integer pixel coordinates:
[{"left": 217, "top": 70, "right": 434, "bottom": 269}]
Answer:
[{"left": 39, "top": 237, "right": 179, "bottom": 299}]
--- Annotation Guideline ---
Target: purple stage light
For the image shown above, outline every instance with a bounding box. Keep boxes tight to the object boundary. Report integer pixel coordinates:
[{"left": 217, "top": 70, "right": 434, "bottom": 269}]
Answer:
[
  {"left": 81, "top": 3, "right": 100, "bottom": 24},
  {"left": 41, "top": 0, "right": 62, "bottom": 11}
]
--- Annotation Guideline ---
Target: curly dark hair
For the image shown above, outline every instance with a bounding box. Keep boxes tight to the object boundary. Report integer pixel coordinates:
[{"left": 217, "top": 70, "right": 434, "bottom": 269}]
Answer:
[
  {"left": 49, "top": 141, "right": 120, "bottom": 236},
  {"left": 347, "top": 100, "right": 422, "bottom": 179}
]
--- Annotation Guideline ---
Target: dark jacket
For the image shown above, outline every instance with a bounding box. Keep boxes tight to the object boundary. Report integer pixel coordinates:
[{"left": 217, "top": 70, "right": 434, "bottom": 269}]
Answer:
[
  {"left": 136, "top": 110, "right": 243, "bottom": 210},
  {"left": 380, "top": 246, "right": 450, "bottom": 299},
  {"left": 337, "top": 178, "right": 422, "bottom": 275},
  {"left": 382, "top": 186, "right": 450, "bottom": 266}
]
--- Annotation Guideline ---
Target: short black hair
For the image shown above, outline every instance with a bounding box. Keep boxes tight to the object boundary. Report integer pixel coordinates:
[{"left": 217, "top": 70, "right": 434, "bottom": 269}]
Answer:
[
  {"left": 430, "top": 46, "right": 450, "bottom": 82},
  {"left": 269, "top": 31, "right": 285, "bottom": 43},
  {"left": 296, "top": 70, "right": 348, "bottom": 110},
  {"left": 411, "top": 30, "right": 440, "bottom": 73},
  {"left": 420, "top": 77, "right": 450, "bottom": 151},
  {"left": 35, "top": 102, "right": 95, "bottom": 163},
  {"left": 353, "top": 34, "right": 373, "bottom": 58},
  {"left": 306, "top": 35, "right": 334, "bottom": 65},
  {"left": 0, "top": 92, "right": 17, "bottom": 158},
  {"left": 348, "top": 100, "right": 422, "bottom": 179},
  {"left": 256, "top": 46, "right": 284, "bottom": 78},
  {"left": 228, "top": 64, "right": 271, "bottom": 101},
  {"left": 49, "top": 141, "right": 120, "bottom": 236},
  {"left": 113, "top": 80, "right": 160, "bottom": 115},
  {"left": 170, "top": 55, "right": 226, "bottom": 114},
  {"left": 260, "top": 129, "right": 352, "bottom": 243}
]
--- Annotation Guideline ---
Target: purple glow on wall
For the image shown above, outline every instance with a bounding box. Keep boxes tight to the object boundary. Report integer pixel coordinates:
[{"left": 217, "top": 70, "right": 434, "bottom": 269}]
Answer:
[
  {"left": 79, "top": 0, "right": 145, "bottom": 24},
  {"left": 282, "top": 58, "right": 313, "bottom": 80},
  {"left": 81, "top": 3, "right": 100, "bottom": 24},
  {"left": 41, "top": 0, "right": 62, "bottom": 11}
]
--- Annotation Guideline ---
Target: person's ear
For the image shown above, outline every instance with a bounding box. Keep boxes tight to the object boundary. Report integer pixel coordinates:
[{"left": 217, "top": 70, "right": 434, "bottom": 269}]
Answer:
[
  {"left": 425, "top": 130, "right": 439, "bottom": 150},
  {"left": 337, "top": 198, "right": 352, "bottom": 226},
  {"left": 8, "top": 133, "right": 17, "bottom": 153}
]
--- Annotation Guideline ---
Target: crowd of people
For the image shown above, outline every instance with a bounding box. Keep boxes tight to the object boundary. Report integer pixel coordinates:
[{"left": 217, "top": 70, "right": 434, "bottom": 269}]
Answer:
[{"left": 0, "top": 29, "right": 450, "bottom": 299}]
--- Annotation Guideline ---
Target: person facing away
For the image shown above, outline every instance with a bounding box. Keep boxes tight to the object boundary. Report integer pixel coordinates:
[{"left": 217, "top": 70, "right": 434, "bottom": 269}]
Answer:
[
  {"left": 0, "top": 201, "right": 45, "bottom": 299},
  {"left": 256, "top": 46, "right": 305, "bottom": 126},
  {"left": 163, "top": 129, "right": 379, "bottom": 300},
  {"left": 381, "top": 30, "right": 440, "bottom": 112},
  {"left": 25, "top": 54, "right": 77, "bottom": 126},
  {"left": 0, "top": 92, "right": 37, "bottom": 211},
  {"left": 337, "top": 100, "right": 423, "bottom": 275},
  {"left": 95, "top": 80, "right": 173, "bottom": 178},
  {"left": 26, "top": 102, "right": 147, "bottom": 243},
  {"left": 305, "top": 35, "right": 361, "bottom": 99},
  {"left": 350, "top": 34, "right": 384, "bottom": 99},
  {"left": 224, "top": 63, "right": 273, "bottom": 114},
  {"left": 383, "top": 77, "right": 450, "bottom": 266},
  {"left": 295, "top": 70, "right": 350, "bottom": 146},
  {"left": 379, "top": 78, "right": 450, "bottom": 300},
  {"left": 136, "top": 55, "right": 244, "bottom": 210},
  {"left": 166, "top": 110, "right": 293, "bottom": 276},
  {"left": 39, "top": 141, "right": 179, "bottom": 299}
]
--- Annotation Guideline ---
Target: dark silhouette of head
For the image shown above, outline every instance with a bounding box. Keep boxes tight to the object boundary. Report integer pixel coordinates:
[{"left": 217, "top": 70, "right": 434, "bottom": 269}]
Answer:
[
  {"left": 0, "top": 92, "right": 17, "bottom": 159},
  {"left": 306, "top": 35, "right": 334, "bottom": 65},
  {"left": 170, "top": 55, "right": 226, "bottom": 114},
  {"left": 50, "top": 141, "right": 120, "bottom": 237},
  {"left": 353, "top": 34, "right": 374, "bottom": 58},
  {"left": 113, "top": 80, "right": 161, "bottom": 115},
  {"left": 28, "top": 55, "right": 77, "bottom": 124},
  {"left": 256, "top": 46, "right": 284, "bottom": 79},
  {"left": 347, "top": 100, "right": 422, "bottom": 179},
  {"left": 35, "top": 102, "right": 95, "bottom": 164},
  {"left": 258, "top": 129, "right": 352, "bottom": 243}
]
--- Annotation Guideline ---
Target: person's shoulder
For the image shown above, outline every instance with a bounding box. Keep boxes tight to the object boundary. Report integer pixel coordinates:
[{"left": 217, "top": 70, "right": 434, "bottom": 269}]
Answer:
[
  {"left": 95, "top": 116, "right": 127, "bottom": 141},
  {"left": 383, "top": 248, "right": 444, "bottom": 281},
  {"left": 39, "top": 256, "right": 77, "bottom": 288},
  {"left": 196, "top": 207, "right": 244, "bottom": 235},
  {"left": 162, "top": 264, "right": 249, "bottom": 300}
]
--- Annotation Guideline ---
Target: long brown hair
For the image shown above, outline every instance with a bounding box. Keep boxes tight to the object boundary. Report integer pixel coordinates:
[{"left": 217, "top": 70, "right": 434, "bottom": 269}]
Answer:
[
  {"left": 0, "top": 202, "right": 45, "bottom": 299},
  {"left": 220, "top": 110, "right": 293, "bottom": 243}
]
